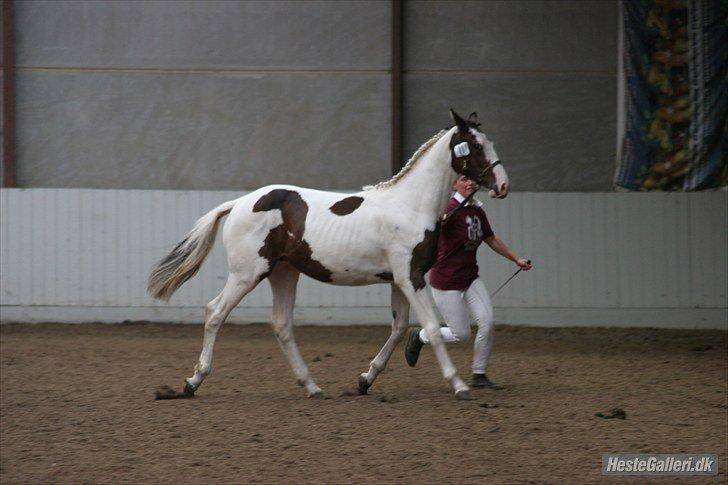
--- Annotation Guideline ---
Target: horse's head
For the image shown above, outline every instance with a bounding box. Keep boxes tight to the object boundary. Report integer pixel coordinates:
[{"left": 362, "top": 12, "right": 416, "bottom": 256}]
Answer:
[{"left": 449, "top": 109, "right": 509, "bottom": 199}]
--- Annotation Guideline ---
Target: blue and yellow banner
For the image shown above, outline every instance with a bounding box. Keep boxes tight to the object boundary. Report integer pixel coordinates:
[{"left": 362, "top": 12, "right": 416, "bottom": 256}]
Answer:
[{"left": 616, "top": 0, "right": 727, "bottom": 191}]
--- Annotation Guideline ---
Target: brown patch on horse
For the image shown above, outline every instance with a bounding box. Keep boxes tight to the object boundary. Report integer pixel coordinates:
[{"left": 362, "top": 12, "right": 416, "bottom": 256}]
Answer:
[
  {"left": 375, "top": 272, "right": 393, "bottom": 281},
  {"left": 449, "top": 130, "right": 481, "bottom": 175},
  {"left": 409, "top": 224, "right": 440, "bottom": 290},
  {"left": 449, "top": 109, "right": 492, "bottom": 184},
  {"left": 253, "top": 189, "right": 333, "bottom": 282},
  {"left": 329, "top": 196, "right": 364, "bottom": 216}
]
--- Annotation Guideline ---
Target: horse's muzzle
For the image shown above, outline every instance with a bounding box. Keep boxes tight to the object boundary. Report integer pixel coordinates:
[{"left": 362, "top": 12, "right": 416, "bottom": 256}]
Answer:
[{"left": 489, "top": 182, "right": 509, "bottom": 199}]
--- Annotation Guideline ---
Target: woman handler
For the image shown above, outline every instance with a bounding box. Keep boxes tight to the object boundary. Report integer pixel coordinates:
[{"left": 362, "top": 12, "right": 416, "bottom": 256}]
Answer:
[{"left": 404, "top": 175, "right": 532, "bottom": 388}]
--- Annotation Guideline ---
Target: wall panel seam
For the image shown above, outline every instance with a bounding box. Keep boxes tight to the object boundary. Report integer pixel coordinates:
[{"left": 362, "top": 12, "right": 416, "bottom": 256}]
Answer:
[
  {"left": 404, "top": 69, "right": 617, "bottom": 75},
  {"left": 16, "top": 67, "right": 390, "bottom": 75}
]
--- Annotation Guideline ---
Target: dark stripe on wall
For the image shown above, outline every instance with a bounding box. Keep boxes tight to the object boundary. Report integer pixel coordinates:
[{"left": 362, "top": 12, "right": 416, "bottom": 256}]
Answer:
[
  {"left": 2, "top": 0, "right": 16, "bottom": 187},
  {"left": 391, "top": 0, "right": 403, "bottom": 175}
]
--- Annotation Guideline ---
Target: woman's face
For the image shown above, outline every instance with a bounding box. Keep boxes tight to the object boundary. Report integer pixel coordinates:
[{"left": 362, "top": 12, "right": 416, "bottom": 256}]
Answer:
[{"left": 454, "top": 175, "right": 478, "bottom": 197}]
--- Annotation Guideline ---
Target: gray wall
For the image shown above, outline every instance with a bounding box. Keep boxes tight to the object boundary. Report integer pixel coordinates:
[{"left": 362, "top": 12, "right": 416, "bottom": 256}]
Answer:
[
  {"left": 12, "top": 0, "right": 391, "bottom": 190},
  {"left": 1, "top": 4, "right": 4, "bottom": 188},
  {"left": 403, "top": 0, "right": 618, "bottom": 192},
  {"left": 4, "top": 0, "right": 618, "bottom": 191}
]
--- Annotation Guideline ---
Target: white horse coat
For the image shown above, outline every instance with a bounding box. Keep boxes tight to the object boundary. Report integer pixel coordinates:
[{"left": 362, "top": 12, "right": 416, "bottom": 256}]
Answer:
[{"left": 149, "top": 110, "right": 508, "bottom": 400}]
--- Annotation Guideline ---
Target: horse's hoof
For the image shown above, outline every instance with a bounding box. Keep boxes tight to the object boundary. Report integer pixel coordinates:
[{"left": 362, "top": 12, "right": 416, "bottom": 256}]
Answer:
[
  {"left": 183, "top": 381, "right": 196, "bottom": 398},
  {"left": 455, "top": 389, "right": 473, "bottom": 400},
  {"left": 308, "top": 389, "right": 325, "bottom": 399},
  {"left": 357, "top": 375, "right": 371, "bottom": 395}
]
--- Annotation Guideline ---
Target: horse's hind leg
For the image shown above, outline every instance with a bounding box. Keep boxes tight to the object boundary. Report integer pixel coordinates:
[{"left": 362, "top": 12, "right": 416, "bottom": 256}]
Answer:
[
  {"left": 184, "top": 272, "right": 258, "bottom": 395},
  {"left": 357, "top": 285, "right": 409, "bottom": 394},
  {"left": 268, "top": 262, "right": 323, "bottom": 398}
]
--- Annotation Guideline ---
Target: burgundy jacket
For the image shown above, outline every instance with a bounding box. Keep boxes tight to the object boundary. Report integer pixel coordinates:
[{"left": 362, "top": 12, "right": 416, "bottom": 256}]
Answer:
[{"left": 428, "top": 194, "right": 493, "bottom": 291}]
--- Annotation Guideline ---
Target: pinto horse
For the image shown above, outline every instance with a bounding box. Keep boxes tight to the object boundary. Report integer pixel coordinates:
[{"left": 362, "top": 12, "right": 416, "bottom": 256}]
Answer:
[{"left": 148, "top": 110, "right": 509, "bottom": 400}]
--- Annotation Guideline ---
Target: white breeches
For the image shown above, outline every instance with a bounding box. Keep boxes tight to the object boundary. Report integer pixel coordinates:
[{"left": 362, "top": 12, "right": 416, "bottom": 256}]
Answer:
[{"left": 420, "top": 278, "right": 494, "bottom": 374}]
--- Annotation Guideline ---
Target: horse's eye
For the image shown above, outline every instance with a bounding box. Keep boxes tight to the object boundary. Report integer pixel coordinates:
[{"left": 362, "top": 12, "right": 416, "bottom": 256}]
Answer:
[{"left": 474, "top": 143, "right": 482, "bottom": 151}]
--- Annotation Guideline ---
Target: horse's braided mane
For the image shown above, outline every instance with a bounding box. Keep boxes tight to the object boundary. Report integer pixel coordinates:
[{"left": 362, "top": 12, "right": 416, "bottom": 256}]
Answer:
[{"left": 362, "top": 128, "right": 449, "bottom": 191}]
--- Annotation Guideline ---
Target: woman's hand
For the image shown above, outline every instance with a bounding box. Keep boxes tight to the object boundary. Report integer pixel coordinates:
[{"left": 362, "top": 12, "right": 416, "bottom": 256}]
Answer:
[{"left": 486, "top": 237, "right": 533, "bottom": 271}]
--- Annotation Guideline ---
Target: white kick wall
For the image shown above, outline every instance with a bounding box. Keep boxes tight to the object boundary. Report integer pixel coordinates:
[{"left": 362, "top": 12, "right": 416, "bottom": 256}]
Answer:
[{"left": 1, "top": 189, "right": 725, "bottom": 329}]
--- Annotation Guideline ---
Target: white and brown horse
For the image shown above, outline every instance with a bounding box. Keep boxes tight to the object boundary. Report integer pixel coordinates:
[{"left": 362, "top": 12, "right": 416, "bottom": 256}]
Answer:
[{"left": 149, "top": 110, "right": 509, "bottom": 400}]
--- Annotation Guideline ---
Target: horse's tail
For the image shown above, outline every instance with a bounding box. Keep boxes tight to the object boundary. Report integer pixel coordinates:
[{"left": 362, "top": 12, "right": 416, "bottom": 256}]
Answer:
[{"left": 147, "top": 199, "right": 237, "bottom": 301}]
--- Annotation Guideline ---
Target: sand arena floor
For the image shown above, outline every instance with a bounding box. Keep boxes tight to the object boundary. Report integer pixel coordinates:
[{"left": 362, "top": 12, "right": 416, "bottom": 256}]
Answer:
[{"left": 1, "top": 323, "right": 726, "bottom": 483}]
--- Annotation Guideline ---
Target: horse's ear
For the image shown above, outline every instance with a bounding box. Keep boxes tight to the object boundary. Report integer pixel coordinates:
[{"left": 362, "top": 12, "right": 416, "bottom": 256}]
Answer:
[
  {"left": 450, "top": 109, "right": 469, "bottom": 132},
  {"left": 468, "top": 112, "right": 479, "bottom": 124}
]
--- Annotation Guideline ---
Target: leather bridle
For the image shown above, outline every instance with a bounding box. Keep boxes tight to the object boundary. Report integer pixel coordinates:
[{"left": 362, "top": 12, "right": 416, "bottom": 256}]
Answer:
[
  {"left": 456, "top": 155, "right": 501, "bottom": 186},
  {"left": 442, "top": 158, "right": 502, "bottom": 225},
  {"left": 478, "top": 159, "right": 502, "bottom": 182}
]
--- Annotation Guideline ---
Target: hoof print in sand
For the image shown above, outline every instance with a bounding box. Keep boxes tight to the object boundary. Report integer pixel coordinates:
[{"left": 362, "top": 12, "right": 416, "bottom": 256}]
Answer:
[
  {"left": 154, "top": 385, "right": 194, "bottom": 400},
  {"left": 595, "top": 407, "right": 626, "bottom": 419}
]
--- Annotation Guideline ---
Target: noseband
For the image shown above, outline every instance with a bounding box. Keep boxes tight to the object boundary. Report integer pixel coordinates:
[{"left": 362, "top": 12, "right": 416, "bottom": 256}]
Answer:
[
  {"left": 456, "top": 156, "right": 501, "bottom": 184},
  {"left": 479, "top": 159, "right": 502, "bottom": 180}
]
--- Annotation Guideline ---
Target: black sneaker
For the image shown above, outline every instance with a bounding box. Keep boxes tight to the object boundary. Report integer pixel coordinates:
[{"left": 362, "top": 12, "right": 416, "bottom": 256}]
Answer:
[
  {"left": 404, "top": 328, "right": 424, "bottom": 367},
  {"left": 472, "top": 373, "right": 503, "bottom": 389}
]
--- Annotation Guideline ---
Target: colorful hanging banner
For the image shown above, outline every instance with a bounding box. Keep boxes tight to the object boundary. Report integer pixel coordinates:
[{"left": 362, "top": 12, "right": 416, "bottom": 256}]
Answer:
[{"left": 616, "top": 0, "right": 727, "bottom": 191}]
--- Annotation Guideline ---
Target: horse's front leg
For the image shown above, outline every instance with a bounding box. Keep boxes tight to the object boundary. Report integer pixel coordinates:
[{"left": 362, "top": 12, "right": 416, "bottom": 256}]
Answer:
[
  {"left": 395, "top": 279, "right": 470, "bottom": 400},
  {"left": 357, "top": 284, "right": 410, "bottom": 394}
]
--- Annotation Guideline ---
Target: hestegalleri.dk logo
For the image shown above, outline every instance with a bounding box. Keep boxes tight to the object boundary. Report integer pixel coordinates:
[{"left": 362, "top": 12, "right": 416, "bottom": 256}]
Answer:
[{"left": 602, "top": 454, "right": 718, "bottom": 476}]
